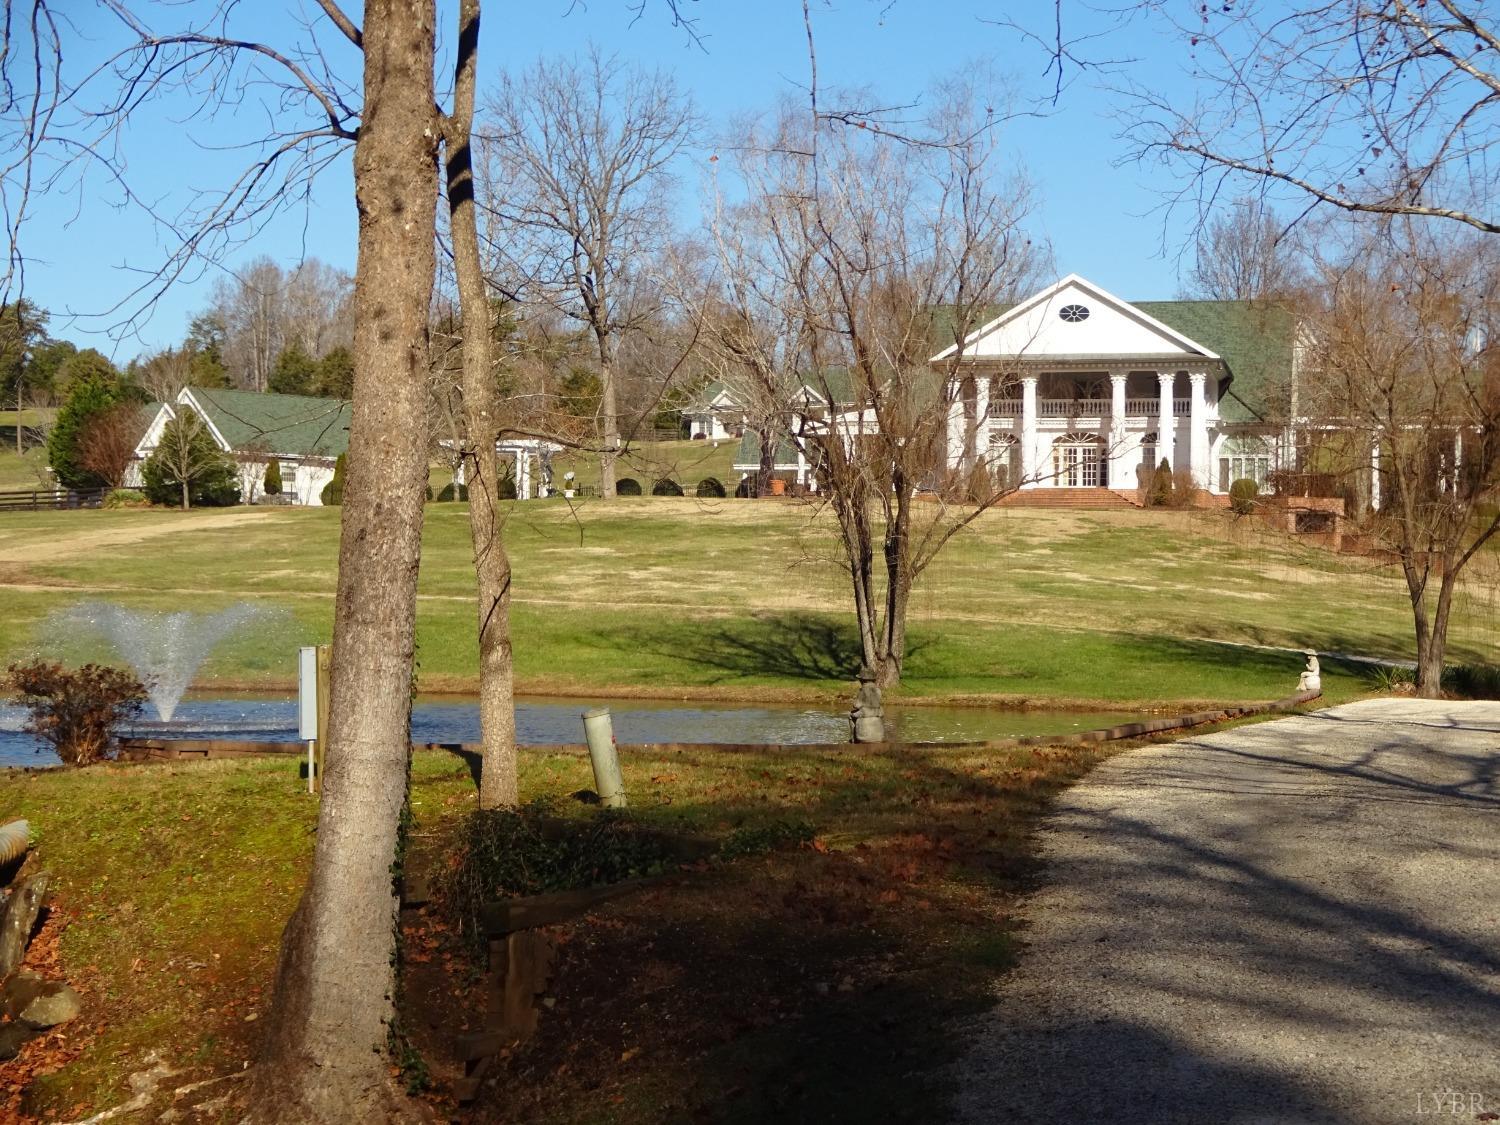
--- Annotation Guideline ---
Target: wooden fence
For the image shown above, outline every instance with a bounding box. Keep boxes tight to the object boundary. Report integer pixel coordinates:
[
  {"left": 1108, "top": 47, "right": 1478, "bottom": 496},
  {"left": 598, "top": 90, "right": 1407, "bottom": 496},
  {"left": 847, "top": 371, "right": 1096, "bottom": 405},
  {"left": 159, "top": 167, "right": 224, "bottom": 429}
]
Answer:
[{"left": 0, "top": 488, "right": 105, "bottom": 512}]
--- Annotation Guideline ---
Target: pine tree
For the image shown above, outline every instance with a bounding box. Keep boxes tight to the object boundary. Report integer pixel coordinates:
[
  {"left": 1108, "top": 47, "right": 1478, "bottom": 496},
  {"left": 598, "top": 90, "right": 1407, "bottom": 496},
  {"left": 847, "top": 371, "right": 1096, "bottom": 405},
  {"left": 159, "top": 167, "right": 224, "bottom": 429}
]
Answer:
[{"left": 48, "top": 364, "right": 129, "bottom": 488}]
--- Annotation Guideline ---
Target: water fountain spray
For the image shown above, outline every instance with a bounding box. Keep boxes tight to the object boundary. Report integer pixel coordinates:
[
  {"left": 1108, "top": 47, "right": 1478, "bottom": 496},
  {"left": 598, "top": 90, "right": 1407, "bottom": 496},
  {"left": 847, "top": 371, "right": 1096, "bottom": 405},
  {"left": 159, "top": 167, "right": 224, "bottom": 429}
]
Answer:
[{"left": 53, "top": 602, "right": 276, "bottom": 722}]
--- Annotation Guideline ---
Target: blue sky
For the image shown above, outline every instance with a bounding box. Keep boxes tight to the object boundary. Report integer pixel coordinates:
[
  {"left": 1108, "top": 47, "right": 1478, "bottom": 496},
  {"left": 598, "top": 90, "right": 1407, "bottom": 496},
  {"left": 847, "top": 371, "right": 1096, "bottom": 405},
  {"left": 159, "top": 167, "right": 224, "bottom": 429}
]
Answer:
[{"left": 23, "top": 1, "right": 1207, "bottom": 359}]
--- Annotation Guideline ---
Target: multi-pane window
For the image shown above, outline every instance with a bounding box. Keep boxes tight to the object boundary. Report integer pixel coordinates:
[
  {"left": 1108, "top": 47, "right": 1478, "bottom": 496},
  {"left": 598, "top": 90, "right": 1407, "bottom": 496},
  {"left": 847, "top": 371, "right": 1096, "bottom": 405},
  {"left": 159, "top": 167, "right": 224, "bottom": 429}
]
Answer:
[
  {"left": 1052, "top": 433, "right": 1101, "bottom": 487},
  {"left": 1218, "top": 437, "right": 1273, "bottom": 491}
]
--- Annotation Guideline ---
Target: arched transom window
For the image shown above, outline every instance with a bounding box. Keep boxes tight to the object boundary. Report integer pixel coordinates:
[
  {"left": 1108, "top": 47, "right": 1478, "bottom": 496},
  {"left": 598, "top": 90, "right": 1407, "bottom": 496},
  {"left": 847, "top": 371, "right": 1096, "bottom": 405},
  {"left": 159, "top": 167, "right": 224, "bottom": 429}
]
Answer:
[{"left": 1052, "top": 432, "right": 1102, "bottom": 488}]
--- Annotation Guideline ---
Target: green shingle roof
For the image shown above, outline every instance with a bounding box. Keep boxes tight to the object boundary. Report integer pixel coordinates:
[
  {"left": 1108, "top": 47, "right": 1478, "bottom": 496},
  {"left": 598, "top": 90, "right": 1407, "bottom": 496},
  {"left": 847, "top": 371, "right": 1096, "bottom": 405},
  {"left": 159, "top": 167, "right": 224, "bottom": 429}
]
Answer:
[
  {"left": 187, "top": 387, "right": 352, "bottom": 458},
  {"left": 932, "top": 296, "right": 1297, "bottom": 425},
  {"left": 1133, "top": 300, "right": 1295, "bottom": 424}
]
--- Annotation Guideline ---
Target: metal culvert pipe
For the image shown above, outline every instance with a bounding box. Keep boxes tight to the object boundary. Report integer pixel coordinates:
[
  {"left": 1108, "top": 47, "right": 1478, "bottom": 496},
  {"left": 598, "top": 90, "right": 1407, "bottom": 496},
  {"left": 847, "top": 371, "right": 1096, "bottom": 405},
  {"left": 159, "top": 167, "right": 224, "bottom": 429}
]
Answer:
[{"left": 0, "top": 820, "right": 30, "bottom": 865}]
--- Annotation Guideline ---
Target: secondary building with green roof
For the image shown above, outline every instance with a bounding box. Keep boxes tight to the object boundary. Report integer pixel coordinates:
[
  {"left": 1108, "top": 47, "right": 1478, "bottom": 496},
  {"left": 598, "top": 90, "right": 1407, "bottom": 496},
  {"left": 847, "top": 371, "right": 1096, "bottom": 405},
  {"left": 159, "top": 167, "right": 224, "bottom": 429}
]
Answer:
[
  {"left": 932, "top": 273, "right": 1298, "bottom": 496},
  {"left": 129, "top": 387, "right": 351, "bottom": 506}
]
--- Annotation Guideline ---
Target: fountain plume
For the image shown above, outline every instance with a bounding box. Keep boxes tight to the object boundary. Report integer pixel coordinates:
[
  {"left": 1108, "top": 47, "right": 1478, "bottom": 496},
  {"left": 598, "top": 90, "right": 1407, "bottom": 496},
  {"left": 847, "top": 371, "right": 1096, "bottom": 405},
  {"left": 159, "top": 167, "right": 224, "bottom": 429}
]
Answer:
[{"left": 52, "top": 602, "right": 276, "bottom": 722}]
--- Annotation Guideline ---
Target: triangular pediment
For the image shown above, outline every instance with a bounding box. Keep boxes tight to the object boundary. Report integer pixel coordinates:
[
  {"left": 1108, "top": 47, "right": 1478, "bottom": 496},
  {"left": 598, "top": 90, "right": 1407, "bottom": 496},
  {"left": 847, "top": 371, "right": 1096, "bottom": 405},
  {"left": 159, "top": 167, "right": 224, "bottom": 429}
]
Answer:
[{"left": 931, "top": 275, "right": 1221, "bottom": 363}]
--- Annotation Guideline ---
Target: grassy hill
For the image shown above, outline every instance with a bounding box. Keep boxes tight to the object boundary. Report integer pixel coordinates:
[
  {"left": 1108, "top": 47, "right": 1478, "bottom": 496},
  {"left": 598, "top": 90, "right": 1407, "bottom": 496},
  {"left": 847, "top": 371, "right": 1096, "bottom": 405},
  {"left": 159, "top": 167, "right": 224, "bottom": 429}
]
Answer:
[{"left": 2, "top": 498, "right": 1493, "bottom": 707}]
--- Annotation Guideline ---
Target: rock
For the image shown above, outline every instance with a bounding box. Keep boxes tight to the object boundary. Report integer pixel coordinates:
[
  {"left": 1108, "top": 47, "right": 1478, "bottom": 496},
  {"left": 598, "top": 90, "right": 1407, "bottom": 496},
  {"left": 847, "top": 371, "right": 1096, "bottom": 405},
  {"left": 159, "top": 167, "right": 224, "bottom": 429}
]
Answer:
[
  {"left": 0, "top": 871, "right": 49, "bottom": 977},
  {"left": 1, "top": 968, "right": 46, "bottom": 1019},
  {"left": 0, "top": 1021, "right": 36, "bottom": 1061},
  {"left": 18, "top": 981, "right": 81, "bottom": 1029}
]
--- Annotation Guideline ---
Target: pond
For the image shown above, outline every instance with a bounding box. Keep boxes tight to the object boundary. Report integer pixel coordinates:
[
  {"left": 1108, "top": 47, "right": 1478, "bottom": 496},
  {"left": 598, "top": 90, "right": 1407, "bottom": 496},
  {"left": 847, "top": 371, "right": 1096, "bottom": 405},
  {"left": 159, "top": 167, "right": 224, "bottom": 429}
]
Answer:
[{"left": 0, "top": 693, "right": 1152, "bottom": 769}]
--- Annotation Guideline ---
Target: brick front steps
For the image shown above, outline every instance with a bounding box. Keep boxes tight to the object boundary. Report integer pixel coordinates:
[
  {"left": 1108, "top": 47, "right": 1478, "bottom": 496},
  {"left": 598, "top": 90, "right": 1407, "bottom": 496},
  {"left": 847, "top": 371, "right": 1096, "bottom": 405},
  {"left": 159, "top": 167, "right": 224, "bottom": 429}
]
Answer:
[{"left": 999, "top": 488, "right": 1140, "bottom": 509}]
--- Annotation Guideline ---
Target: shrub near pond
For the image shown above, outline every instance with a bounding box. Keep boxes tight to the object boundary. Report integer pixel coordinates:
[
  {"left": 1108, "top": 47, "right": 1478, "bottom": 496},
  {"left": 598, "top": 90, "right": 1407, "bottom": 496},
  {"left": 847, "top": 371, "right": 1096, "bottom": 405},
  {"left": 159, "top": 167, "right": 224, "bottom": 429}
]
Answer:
[{"left": 4, "top": 661, "right": 145, "bottom": 765}]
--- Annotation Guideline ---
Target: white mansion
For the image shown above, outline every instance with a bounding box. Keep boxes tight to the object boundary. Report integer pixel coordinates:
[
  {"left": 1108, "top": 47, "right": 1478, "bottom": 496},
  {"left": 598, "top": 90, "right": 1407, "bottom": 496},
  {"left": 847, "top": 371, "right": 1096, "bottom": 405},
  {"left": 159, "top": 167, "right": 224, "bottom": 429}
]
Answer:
[
  {"left": 936, "top": 274, "right": 1292, "bottom": 495},
  {"left": 722, "top": 274, "right": 1297, "bottom": 499}
]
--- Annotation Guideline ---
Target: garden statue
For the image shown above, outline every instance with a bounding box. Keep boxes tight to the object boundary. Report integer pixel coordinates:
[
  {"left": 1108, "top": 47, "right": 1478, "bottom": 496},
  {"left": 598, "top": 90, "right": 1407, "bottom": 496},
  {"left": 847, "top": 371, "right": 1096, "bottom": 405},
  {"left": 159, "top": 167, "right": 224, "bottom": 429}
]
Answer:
[
  {"left": 1298, "top": 650, "right": 1321, "bottom": 693},
  {"left": 850, "top": 666, "right": 885, "bottom": 743}
]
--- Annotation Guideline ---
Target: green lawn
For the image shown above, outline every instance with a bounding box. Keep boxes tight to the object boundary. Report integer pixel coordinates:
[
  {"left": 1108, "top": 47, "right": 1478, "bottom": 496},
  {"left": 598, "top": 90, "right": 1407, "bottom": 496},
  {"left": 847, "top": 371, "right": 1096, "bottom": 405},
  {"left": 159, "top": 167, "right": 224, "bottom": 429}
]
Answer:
[
  {"left": 2, "top": 734, "right": 1126, "bottom": 1120},
  {"left": 1, "top": 499, "right": 1490, "bottom": 707},
  {"left": 0, "top": 436, "right": 52, "bottom": 490}
]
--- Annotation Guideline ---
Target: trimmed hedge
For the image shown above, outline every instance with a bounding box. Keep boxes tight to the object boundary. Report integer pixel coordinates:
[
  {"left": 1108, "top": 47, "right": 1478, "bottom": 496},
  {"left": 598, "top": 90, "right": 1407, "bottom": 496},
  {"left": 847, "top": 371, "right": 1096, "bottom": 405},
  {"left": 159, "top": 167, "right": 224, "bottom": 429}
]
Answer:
[
  {"left": 263, "top": 458, "right": 282, "bottom": 496},
  {"left": 651, "top": 477, "right": 685, "bottom": 497},
  {"left": 1228, "top": 477, "right": 1259, "bottom": 514},
  {"left": 320, "top": 453, "right": 347, "bottom": 506},
  {"left": 1147, "top": 458, "right": 1173, "bottom": 507},
  {"left": 616, "top": 477, "right": 642, "bottom": 496},
  {"left": 695, "top": 476, "right": 726, "bottom": 498}
]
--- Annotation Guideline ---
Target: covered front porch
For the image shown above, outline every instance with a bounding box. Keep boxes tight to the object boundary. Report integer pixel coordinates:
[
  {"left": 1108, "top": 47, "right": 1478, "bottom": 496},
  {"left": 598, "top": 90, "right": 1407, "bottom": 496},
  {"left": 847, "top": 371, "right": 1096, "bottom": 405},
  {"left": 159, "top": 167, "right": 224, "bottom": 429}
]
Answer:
[{"left": 945, "top": 367, "right": 1218, "bottom": 491}]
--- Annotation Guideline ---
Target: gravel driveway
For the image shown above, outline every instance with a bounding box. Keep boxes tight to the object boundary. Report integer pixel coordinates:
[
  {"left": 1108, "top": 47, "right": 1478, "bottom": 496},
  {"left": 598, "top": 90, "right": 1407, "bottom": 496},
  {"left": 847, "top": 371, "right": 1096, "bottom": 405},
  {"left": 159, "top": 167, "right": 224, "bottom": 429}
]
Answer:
[{"left": 954, "top": 699, "right": 1500, "bottom": 1125}]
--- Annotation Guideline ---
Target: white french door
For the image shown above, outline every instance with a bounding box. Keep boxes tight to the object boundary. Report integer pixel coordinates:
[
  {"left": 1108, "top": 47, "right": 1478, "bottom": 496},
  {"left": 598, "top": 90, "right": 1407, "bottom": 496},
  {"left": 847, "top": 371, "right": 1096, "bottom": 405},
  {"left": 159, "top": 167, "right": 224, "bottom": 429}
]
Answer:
[{"left": 1052, "top": 440, "right": 1101, "bottom": 487}]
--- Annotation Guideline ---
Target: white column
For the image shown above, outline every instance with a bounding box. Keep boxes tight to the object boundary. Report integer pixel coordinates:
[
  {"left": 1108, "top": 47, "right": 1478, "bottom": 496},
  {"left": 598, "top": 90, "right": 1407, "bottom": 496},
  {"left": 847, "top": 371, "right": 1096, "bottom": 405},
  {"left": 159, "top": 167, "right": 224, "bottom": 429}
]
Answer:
[
  {"left": 1370, "top": 439, "right": 1381, "bottom": 511},
  {"left": 1020, "top": 375, "right": 1039, "bottom": 488},
  {"left": 1156, "top": 372, "right": 1176, "bottom": 473},
  {"left": 1188, "top": 371, "right": 1210, "bottom": 488},
  {"left": 945, "top": 379, "right": 965, "bottom": 471},
  {"left": 517, "top": 451, "right": 531, "bottom": 499},
  {"left": 973, "top": 375, "right": 990, "bottom": 473},
  {"left": 1108, "top": 371, "right": 1128, "bottom": 490}
]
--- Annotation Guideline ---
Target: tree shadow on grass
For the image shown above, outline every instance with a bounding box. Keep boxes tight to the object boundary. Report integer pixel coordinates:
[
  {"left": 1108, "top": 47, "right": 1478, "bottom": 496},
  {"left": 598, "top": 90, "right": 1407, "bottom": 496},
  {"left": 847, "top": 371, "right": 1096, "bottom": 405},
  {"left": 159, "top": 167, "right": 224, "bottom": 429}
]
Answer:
[
  {"left": 462, "top": 738, "right": 1395, "bottom": 1122},
  {"left": 604, "top": 611, "right": 932, "bottom": 687},
  {"left": 454, "top": 678, "right": 1500, "bottom": 1122},
  {"left": 1098, "top": 631, "right": 1393, "bottom": 695}
]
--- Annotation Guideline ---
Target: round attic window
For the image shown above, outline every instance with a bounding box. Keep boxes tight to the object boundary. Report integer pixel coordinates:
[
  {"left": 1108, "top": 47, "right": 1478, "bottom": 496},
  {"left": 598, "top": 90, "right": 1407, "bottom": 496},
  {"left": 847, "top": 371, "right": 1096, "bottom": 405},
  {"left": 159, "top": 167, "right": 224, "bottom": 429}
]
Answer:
[{"left": 1058, "top": 304, "right": 1090, "bottom": 323}]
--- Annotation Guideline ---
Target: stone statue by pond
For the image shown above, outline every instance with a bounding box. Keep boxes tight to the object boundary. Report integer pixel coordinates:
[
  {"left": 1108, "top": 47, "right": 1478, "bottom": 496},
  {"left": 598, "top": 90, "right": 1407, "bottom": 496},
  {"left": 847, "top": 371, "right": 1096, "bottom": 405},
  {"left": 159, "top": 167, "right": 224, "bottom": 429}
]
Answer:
[
  {"left": 850, "top": 667, "right": 885, "bottom": 743},
  {"left": 1298, "top": 650, "right": 1321, "bottom": 693}
]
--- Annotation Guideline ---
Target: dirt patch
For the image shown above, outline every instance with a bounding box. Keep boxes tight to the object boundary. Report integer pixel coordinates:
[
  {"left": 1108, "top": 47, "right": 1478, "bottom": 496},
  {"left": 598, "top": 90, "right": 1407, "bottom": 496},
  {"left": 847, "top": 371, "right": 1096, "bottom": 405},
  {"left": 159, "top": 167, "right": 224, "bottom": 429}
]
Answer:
[
  {"left": 402, "top": 844, "right": 1016, "bottom": 1123},
  {"left": 0, "top": 510, "right": 283, "bottom": 565}
]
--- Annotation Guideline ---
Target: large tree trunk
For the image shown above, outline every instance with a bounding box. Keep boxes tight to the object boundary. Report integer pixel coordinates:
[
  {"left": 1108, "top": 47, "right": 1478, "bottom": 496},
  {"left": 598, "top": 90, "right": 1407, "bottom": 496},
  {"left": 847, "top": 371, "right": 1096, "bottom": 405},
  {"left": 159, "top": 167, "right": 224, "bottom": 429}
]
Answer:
[
  {"left": 875, "top": 480, "right": 914, "bottom": 689},
  {"left": 1416, "top": 562, "right": 1458, "bottom": 699},
  {"left": 445, "top": 0, "right": 518, "bottom": 809},
  {"left": 758, "top": 429, "right": 775, "bottom": 498},
  {"left": 249, "top": 2, "right": 438, "bottom": 1118},
  {"left": 179, "top": 478, "right": 189, "bottom": 511},
  {"left": 1402, "top": 552, "right": 1443, "bottom": 699},
  {"left": 599, "top": 335, "right": 619, "bottom": 499}
]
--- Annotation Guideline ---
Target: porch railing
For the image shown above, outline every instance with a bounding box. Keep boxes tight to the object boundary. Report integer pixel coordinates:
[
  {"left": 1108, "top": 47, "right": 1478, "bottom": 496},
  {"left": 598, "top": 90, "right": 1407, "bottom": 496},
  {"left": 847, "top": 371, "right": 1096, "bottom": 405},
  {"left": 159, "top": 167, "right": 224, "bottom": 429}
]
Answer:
[{"left": 988, "top": 398, "right": 1192, "bottom": 419}]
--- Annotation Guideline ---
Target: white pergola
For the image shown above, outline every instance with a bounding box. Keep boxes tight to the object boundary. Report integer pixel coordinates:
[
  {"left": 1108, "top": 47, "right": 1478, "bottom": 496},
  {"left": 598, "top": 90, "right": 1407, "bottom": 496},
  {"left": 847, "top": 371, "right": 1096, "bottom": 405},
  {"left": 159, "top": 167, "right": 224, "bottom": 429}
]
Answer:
[{"left": 452, "top": 438, "right": 564, "bottom": 499}]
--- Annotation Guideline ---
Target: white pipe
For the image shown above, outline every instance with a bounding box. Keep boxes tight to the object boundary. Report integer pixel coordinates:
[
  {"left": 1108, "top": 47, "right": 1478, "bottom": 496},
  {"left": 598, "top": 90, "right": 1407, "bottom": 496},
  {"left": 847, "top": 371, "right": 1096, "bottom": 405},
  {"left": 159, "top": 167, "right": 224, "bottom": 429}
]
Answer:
[{"left": 581, "top": 708, "right": 626, "bottom": 808}]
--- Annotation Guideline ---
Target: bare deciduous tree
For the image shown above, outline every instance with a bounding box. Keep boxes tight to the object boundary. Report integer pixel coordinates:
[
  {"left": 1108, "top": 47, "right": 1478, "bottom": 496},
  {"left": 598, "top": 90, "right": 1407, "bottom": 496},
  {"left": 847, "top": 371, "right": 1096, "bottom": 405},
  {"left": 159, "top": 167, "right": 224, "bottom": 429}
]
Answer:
[
  {"left": 483, "top": 48, "right": 697, "bottom": 497},
  {"left": 3, "top": 2, "right": 695, "bottom": 1114},
  {"left": 443, "top": 0, "right": 518, "bottom": 809},
  {"left": 78, "top": 402, "right": 145, "bottom": 489},
  {"left": 707, "top": 84, "right": 1044, "bottom": 702},
  {"left": 1300, "top": 218, "right": 1500, "bottom": 695},
  {"left": 1184, "top": 197, "right": 1306, "bottom": 302},
  {"left": 1126, "top": 1, "right": 1500, "bottom": 238},
  {"left": 1, "top": 0, "right": 437, "bottom": 1114},
  {"left": 208, "top": 256, "right": 352, "bottom": 391},
  {"left": 130, "top": 345, "right": 198, "bottom": 403}
]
